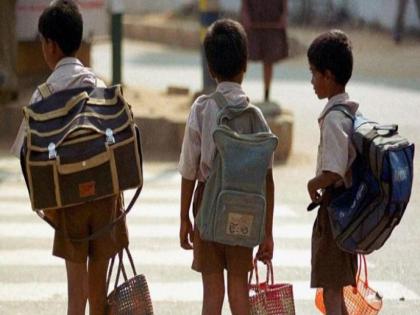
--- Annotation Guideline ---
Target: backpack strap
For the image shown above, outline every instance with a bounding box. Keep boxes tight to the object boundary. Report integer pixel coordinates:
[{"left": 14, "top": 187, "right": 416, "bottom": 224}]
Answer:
[
  {"left": 36, "top": 188, "right": 141, "bottom": 243},
  {"left": 37, "top": 83, "right": 52, "bottom": 99},
  {"left": 211, "top": 91, "right": 255, "bottom": 126},
  {"left": 326, "top": 104, "right": 355, "bottom": 122},
  {"left": 212, "top": 91, "right": 229, "bottom": 109}
]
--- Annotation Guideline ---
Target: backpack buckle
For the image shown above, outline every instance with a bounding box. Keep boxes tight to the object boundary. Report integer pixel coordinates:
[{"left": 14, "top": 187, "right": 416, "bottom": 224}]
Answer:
[
  {"left": 48, "top": 142, "right": 57, "bottom": 159},
  {"left": 105, "top": 128, "right": 116, "bottom": 145}
]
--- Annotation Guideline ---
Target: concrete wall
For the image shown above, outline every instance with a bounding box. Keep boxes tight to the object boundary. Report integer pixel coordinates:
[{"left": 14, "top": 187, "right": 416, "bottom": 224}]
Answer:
[
  {"left": 349, "top": 0, "right": 419, "bottom": 29},
  {"left": 16, "top": 0, "right": 109, "bottom": 40}
]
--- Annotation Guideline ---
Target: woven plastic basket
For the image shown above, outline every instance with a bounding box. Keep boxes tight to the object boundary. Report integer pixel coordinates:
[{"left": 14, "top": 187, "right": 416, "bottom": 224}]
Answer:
[
  {"left": 249, "top": 259, "right": 296, "bottom": 315},
  {"left": 315, "top": 255, "right": 383, "bottom": 315},
  {"left": 106, "top": 248, "right": 154, "bottom": 315}
]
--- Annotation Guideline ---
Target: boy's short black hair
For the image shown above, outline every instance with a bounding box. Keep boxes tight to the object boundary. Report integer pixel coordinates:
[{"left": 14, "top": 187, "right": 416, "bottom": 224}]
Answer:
[
  {"left": 204, "top": 19, "right": 248, "bottom": 80},
  {"left": 38, "top": 0, "right": 83, "bottom": 56},
  {"left": 307, "top": 29, "right": 353, "bottom": 86}
]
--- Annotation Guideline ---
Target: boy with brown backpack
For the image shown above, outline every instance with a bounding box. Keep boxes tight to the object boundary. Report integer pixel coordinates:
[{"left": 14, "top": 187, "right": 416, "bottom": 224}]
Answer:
[{"left": 11, "top": 1, "right": 132, "bottom": 314}]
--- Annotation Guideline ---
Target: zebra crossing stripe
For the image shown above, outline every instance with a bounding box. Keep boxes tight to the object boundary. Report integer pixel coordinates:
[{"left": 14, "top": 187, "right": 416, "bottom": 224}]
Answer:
[
  {"left": 0, "top": 222, "right": 312, "bottom": 239},
  {"left": 0, "top": 201, "right": 298, "bottom": 218},
  {"left": 0, "top": 186, "right": 182, "bottom": 201},
  {"left": 0, "top": 280, "right": 417, "bottom": 302},
  {"left": 0, "top": 249, "right": 313, "bottom": 268}
]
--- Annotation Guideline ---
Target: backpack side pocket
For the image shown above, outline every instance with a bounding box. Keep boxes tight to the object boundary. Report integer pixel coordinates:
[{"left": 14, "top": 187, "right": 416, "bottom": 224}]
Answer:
[{"left": 213, "top": 190, "right": 266, "bottom": 248}]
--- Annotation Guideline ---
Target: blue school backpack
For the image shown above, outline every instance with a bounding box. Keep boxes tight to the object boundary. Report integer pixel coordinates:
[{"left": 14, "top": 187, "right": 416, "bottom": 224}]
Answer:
[
  {"left": 195, "top": 92, "right": 278, "bottom": 248},
  {"left": 327, "top": 105, "right": 415, "bottom": 254}
]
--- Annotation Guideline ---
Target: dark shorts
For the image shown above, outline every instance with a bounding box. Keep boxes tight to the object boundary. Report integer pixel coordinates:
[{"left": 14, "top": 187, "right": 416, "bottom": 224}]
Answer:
[
  {"left": 192, "top": 182, "right": 253, "bottom": 275},
  {"left": 311, "top": 190, "right": 358, "bottom": 288},
  {"left": 47, "top": 195, "right": 129, "bottom": 263}
]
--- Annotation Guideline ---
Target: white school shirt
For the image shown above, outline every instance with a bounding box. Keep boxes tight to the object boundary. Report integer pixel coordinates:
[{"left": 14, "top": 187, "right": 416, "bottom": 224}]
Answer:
[
  {"left": 10, "top": 57, "right": 106, "bottom": 157},
  {"left": 316, "top": 92, "right": 359, "bottom": 188},
  {"left": 178, "top": 81, "right": 272, "bottom": 182}
]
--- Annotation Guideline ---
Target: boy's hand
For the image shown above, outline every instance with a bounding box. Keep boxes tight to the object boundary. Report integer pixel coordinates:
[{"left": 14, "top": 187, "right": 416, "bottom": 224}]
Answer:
[
  {"left": 179, "top": 218, "right": 194, "bottom": 250},
  {"left": 307, "top": 178, "right": 321, "bottom": 203},
  {"left": 256, "top": 235, "right": 274, "bottom": 263}
]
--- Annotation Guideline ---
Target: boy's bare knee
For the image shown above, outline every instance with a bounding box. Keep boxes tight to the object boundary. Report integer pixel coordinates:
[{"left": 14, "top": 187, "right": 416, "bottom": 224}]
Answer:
[
  {"left": 227, "top": 272, "right": 250, "bottom": 315},
  {"left": 323, "top": 288, "right": 344, "bottom": 315},
  {"left": 202, "top": 272, "right": 225, "bottom": 315},
  {"left": 66, "top": 260, "right": 88, "bottom": 294},
  {"left": 202, "top": 272, "right": 225, "bottom": 297},
  {"left": 65, "top": 260, "right": 88, "bottom": 315},
  {"left": 87, "top": 259, "right": 110, "bottom": 315}
]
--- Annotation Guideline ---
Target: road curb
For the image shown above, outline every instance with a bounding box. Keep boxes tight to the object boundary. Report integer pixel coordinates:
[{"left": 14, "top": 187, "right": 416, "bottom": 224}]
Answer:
[{"left": 134, "top": 111, "right": 293, "bottom": 163}]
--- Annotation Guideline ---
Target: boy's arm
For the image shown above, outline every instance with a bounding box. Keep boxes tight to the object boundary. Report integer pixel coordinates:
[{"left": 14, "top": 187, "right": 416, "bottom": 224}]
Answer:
[
  {"left": 307, "top": 171, "right": 341, "bottom": 203},
  {"left": 257, "top": 169, "right": 275, "bottom": 262},
  {"left": 10, "top": 89, "right": 42, "bottom": 158},
  {"left": 179, "top": 177, "right": 196, "bottom": 250}
]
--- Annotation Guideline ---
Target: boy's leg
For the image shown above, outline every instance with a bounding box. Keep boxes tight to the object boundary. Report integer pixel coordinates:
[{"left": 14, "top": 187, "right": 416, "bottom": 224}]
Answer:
[
  {"left": 87, "top": 258, "right": 110, "bottom": 315},
  {"left": 202, "top": 272, "right": 225, "bottom": 315},
  {"left": 65, "top": 260, "right": 88, "bottom": 315},
  {"left": 323, "top": 287, "right": 346, "bottom": 315},
  {"left": 227, "top": 271, "right": 250, "bottom": 315}
]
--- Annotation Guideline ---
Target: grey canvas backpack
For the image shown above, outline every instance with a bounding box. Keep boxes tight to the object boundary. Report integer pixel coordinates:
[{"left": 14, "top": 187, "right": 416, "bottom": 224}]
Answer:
[{"left": 195, "top": 92, "right": 278, "bottom": 248}]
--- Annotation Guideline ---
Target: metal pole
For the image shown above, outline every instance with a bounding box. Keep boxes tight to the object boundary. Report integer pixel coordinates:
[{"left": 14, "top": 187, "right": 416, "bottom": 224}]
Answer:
[
  {"left": 109, "top": 0, "right": 124, "bottom": 85},
  {"left": 199, "top": 0, "right": 219, "bottom": 93}
]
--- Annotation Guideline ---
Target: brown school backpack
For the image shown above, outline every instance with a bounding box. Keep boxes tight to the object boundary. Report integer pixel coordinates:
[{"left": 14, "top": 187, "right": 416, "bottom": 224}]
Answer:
[{"left": 20, "top": 84, "right": 143, "bottom": 238}]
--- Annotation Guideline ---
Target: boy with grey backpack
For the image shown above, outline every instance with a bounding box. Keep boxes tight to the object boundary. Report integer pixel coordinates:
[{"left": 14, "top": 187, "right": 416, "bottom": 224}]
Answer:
[{"left": 178, "top": 19, "right": 277, "bottom": 315}]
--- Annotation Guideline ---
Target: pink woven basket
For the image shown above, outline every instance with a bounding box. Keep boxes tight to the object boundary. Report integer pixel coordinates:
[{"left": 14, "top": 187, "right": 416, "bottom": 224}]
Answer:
[
  {"left": 315, "top": 255, "right": 383, "bottom": 315},
  {"left": 249, "top": 259, "right": 296, "bottom": 315}
]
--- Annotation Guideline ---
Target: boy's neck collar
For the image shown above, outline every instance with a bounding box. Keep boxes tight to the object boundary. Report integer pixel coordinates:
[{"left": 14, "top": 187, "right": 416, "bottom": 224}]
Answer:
[
  {"left": 53, "top": 56, "right": 82, "bottom": 70},
  {"left": 327, "top": 87, "right": 346, "bottom": 100}
]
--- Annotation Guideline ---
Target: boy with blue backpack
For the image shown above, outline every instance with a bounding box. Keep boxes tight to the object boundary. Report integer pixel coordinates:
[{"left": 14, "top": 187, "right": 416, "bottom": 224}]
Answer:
[
  {"left": 178, "top": 19, "right": 276, "bottom": 314},
  {"left": 307, "top": 29, "right": 415, "bottom": 314},
  {"left": 306, "top": 30, "right": 359, "bottom": 315}
]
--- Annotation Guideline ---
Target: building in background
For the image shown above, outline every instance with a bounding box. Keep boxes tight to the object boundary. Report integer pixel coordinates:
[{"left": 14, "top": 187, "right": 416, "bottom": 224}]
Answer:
[
  {"left": 15, "top": 0, "right": 108, "bottom": 78},
  {"left": 121, "top": 0, "right": 420, "bottom": 32}
]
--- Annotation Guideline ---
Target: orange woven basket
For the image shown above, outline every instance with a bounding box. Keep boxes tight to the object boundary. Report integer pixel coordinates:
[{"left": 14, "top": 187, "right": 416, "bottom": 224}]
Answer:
[
  {"left": 249, "top": 259, "right": 296, "bottom": 315},
  {"left": 315, "top": 255, "right": 383, "bottom": 315}
]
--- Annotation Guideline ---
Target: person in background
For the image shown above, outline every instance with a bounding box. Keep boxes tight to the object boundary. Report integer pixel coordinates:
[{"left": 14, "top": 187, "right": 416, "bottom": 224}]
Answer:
[
  {"left": 393, "top": 0, "right": 420, "bottom": 43},
  {"left": 241, "top": 0, "right": 289, "bottom": 102}
]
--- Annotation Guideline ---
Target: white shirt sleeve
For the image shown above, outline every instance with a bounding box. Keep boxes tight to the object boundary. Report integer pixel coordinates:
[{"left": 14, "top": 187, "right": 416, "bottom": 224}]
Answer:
[
  {"left": 320, "top": 113, "right": 352, "bottom": 179},
  {"left": 9, "top": 89, "right": 42, "bottom": 158},
  {"left": 177, "top": 105, "right": 202, "bottom": 180}
]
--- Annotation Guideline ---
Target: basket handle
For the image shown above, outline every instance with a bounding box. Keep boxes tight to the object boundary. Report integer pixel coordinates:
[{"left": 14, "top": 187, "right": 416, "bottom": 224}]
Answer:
[
  {"left": 114, "top": 251, "right": 129, "bottom": 289},
  {"left": 248, "top": 258, "right": 274, "bottom": 287},
  {"left": 106, "top": 247, "right": 137, "bottom": 293},
  {"left": 355, "top": 254, "right": 369, "bottom": 291},
  {"left": 248, "top": 258, "right": 260, "bottom": 287}
]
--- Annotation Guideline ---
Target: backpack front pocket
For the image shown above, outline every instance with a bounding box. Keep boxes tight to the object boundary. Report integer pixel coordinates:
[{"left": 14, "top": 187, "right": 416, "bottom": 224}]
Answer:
[{"left": 213, "top": 190, "right": 266, "bottom": 248}]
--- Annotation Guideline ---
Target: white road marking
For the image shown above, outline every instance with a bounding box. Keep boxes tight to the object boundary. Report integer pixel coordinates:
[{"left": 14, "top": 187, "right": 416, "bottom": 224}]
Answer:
[
  {"left": 0, "top": 249, "right": 312, "bottom": 268},
  {"left": 0, "top": 222, "right": 312, "bottom": 239},
  {"left": 0, "top": 201, "right": 298, "bottom": 218},
  {"left": 0, "top": 280, "right": 417, "bottom": 302},
  {"left": 0, "top": 186, "right": 181, "bottom": 201}
]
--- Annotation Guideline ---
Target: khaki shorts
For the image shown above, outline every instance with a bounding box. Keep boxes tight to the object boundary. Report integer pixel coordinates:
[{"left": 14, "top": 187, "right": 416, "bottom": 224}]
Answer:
[
  {"left": 192, "top": 182, "right": 253, "bottom": 275},
  {"left": 47, "top": 195, "right": 129, "bottom": 263},
  {"left": 311, "top": 190, "right": 357, "bottom": 289}
]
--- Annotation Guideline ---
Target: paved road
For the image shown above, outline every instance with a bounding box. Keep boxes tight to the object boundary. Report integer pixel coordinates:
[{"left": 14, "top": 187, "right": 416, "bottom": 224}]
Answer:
[
  {"left": 1, "top": 30, "right": 420, "bottom": 314},
  {"left": 0, "top": 155, "right": 419, "bottom": 314}
]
